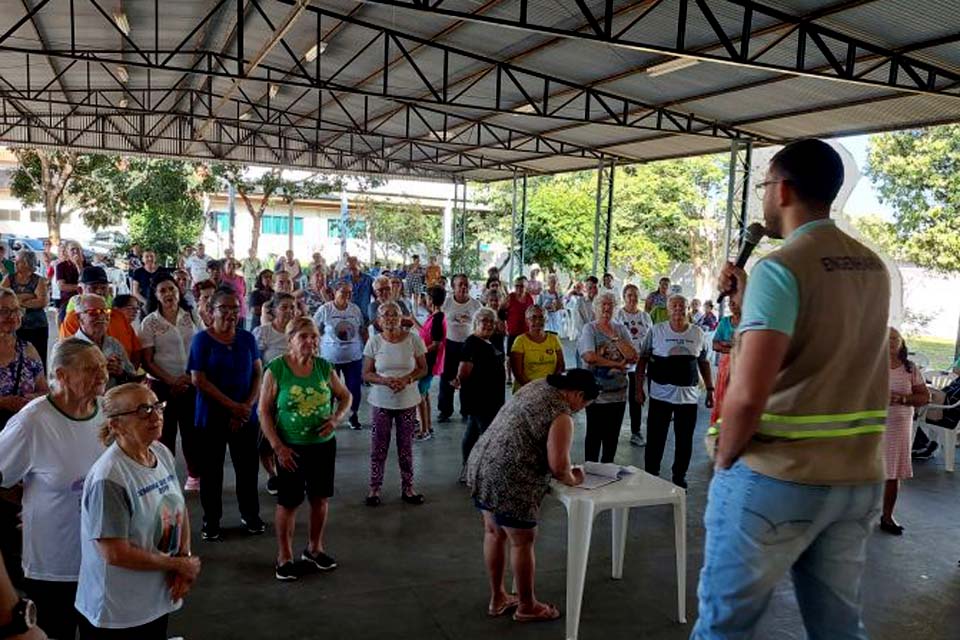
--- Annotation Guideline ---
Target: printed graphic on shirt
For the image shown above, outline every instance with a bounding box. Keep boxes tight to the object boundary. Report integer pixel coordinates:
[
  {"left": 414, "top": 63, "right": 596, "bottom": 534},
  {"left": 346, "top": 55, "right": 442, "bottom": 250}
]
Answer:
[{"left": 334, "top": 320, "right": 357, "bottom": 342}]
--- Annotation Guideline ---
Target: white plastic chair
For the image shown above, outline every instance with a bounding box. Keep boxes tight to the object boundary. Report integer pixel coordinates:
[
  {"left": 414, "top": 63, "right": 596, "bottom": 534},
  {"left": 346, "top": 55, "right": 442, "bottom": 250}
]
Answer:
[{"left": 915, "top": 380, "right": 960, "bottom": 472}]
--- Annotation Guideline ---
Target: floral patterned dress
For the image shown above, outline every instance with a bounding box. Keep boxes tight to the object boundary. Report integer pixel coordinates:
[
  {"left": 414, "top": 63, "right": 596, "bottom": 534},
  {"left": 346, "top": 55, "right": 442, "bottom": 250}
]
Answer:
[{"left": 466, "top": 379, "right": 571, "bottom": 522}]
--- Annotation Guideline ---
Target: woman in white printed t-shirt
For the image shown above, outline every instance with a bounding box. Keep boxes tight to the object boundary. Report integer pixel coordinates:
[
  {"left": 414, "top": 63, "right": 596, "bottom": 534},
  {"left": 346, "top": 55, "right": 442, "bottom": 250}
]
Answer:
[
  {"left": 615, "top": 284, "right": 653, "bottom": 448},
  {"left": 313, "top": 282, "right": 368, "bottom": 430},
  {"left": 76, "top": 383, "right": 201, "bottom": 639},
  {"left": 362, "top": 302, "right": 428, "bottom": 506},
  {"left": 0, "top": 339, "right": 108, "bottom": 640},
  {"left": 635, "top": 294, "right": 714, "bottom": 489}
]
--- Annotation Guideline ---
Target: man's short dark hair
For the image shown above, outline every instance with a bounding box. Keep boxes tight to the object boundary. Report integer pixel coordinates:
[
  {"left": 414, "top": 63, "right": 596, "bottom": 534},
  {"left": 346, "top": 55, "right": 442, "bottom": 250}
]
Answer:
[
  {"left": 427, "top": 285, "right": 446, "bottom": 307},
  {"left": 411, "top": 254, "right": 420, "bottom": 261},
  {"left": 585, "top": 276, "right": 599, "bottom": 285},
  {"left": 770, "top": 139, "right": 844, "bottom": 208}
]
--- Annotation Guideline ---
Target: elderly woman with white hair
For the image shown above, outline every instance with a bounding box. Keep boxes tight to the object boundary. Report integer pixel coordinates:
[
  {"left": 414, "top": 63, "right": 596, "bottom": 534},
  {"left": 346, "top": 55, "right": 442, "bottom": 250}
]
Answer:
[
  {"left": 76, "top": 383, "right": 200, "bottom": 639},
  {"left": 0, "top": 338, "right": 108, "bottom": 639},
  {"left": 362, "top": 301, "right": 428, "bottom": 506},
  {"left": 578, "top": 291, "right": 637, "bottom": 463},
  {"left": 455, "top": 306, "right": 506, "bottom": 467},
  {"left": 635, "top": 294, "right": 714, "bottom": 489},
  {"left": 1, "top": 249, "right": 49, "bottom": 369}
]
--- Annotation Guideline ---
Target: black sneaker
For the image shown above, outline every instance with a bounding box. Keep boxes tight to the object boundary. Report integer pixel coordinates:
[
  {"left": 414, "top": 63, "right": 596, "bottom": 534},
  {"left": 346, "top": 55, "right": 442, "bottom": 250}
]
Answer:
[
  {"left": 201, "top": 523, "right": 222, "bottom": 542},
  {"left": 437, "top": 413, "right": 452, "bottom": 424},
  {"left": 913, "top": 441, "right": 939, "bottom": 461},
  {"left": 241, "top": 517, "right": 266, "bottom": 535},
  {"left": 349, "top": 414, "right": 362, "bottom": 430},
  {"left": 275, "top": 561, "right": 299, "bottom": 581},
  {"left": 266, "top": 476, "right": 279, "bottom": 496},
  {"left": 301, "top": 548, "right": 338, "bottom": 571}
]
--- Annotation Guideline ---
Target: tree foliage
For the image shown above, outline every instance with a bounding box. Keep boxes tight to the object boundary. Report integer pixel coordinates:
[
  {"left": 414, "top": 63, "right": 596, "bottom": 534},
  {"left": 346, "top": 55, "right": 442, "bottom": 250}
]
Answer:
[
  {"left": 476, "top": 156, "right": 724, "bottom": 289},
  {"left": 364, "top": 202, "right": 442, "bottom": 264},
  {"left": 867, "top": 126, "right": 960, "bottom": 272},
  {"left": 851, "top": 214, "right": 905, "bottom": 261},
  {"left": 9, "top": 149, "right": 117, "bottom": 245},
  {"left": 80, "top": 158, "right": 216, "bottom": 264}
]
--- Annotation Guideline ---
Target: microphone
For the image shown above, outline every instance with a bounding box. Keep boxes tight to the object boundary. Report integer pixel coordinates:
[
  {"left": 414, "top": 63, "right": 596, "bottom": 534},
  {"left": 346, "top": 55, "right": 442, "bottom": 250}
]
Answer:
[{"left": 718, "top": 222, "right": 766, "bottom": 303}]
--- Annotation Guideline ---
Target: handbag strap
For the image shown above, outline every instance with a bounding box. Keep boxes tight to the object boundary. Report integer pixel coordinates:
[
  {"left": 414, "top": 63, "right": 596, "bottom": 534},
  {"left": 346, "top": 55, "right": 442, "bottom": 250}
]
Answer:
[{"left": 10, "top": 340, "right": 25, "bottom": 397}]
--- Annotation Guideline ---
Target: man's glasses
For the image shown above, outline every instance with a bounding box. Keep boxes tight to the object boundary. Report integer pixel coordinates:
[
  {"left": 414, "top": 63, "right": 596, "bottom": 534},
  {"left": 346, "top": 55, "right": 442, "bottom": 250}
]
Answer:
[
  {"left": 81, "top": 308, "right": 110, "bottom": 317},
  {"left": 215, "top": 305, "right": 241, "bottom": 313},
  {"left": 108, "top": 401, "right": 166, "bottom": 419}
]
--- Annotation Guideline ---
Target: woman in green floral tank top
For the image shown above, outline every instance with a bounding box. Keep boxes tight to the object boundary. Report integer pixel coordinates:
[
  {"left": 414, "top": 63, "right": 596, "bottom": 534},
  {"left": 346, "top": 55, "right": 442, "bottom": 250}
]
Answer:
[{"left": 258, "top": 317, "right": 352, "bottom": 581}]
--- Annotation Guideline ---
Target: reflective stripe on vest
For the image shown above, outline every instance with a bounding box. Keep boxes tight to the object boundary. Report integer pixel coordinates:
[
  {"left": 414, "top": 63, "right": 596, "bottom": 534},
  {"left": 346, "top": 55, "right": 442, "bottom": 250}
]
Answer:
[
  {"left": 706, "top": 410, "right": 886, "bottom": 440},
  {"left": 756, "top": 410, "right": 886, "bottom": 439}
]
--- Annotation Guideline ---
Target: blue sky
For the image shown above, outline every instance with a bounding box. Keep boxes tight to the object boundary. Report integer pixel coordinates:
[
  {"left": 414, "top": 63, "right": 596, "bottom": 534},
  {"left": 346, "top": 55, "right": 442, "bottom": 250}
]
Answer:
[{"left": 830, "top": 134, "right": 894, "bottom": 219}]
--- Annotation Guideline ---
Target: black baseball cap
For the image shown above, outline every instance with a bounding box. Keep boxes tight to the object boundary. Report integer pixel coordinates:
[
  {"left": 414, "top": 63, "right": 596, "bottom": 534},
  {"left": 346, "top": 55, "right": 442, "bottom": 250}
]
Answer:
[{"left": 80, "top": 266, "right": 109, "bottom": 284}]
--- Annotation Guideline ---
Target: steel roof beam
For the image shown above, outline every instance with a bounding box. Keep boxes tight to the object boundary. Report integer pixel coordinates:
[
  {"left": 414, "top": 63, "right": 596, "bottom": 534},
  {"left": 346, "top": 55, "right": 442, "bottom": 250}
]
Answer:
[
  {"left": 347, "top": 0, "right": 960, "bottom": 99},
  {"left": 0, "top": 109, "right": 508, "bottom": 178}
]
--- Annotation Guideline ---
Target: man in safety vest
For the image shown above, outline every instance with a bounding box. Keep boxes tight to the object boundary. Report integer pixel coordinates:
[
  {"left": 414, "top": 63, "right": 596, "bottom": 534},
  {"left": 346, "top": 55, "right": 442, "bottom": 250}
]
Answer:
[{"left": 693, "top": 139, "right": 889, "bottom": 639}]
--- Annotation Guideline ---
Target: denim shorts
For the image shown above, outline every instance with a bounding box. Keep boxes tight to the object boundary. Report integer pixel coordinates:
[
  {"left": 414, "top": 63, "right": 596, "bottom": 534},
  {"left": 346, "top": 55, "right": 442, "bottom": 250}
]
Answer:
[
  {"left": 473, "top": 498, "right": 537, "bottom": 529},
  {"left": 418, "top": 374, "right": 433, "bottom": 396}
]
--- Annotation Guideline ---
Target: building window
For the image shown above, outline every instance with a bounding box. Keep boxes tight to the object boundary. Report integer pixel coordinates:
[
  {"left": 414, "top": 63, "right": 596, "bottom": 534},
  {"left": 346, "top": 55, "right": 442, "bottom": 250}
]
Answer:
[
  {"left": 262, "top": 215, "right": 304, "bottom": 236},
  {"left": 0, "top": 209, "right": 20, "bottom": 222},
  {"left": 327, "top": 219, "right": 366, "bottom": 239},
  {"left": 214, "top": 212, "right": 231, "bottom": 233},
  {"left": 28, "top": 210, "right": 70, "bottom": 223}
]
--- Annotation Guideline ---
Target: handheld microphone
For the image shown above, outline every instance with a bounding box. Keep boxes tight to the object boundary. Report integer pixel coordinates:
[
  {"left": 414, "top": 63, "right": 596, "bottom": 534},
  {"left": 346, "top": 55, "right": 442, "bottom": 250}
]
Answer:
[{"left": 718, "top": 222, "right": 766, "bottom": 303}]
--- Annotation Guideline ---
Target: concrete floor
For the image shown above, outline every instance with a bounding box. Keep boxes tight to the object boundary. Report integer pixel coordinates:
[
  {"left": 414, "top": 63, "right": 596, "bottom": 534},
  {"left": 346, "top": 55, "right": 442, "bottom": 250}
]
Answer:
[{"left": 171, "top": 367, "right": 960, "bottom": 640}]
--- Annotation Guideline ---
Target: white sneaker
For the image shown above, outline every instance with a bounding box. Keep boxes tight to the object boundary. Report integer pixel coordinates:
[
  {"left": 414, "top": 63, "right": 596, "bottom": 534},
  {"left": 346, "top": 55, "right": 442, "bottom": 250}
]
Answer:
[{"left": 629, "top": 434, "right": 645, "bottom": 447}]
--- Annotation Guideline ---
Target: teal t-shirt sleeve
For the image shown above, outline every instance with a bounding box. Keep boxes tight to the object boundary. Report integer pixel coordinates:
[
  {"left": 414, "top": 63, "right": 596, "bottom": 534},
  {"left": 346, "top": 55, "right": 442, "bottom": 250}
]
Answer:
[{"left": 738, "top": 259, "right": 799, "bottom": 337}]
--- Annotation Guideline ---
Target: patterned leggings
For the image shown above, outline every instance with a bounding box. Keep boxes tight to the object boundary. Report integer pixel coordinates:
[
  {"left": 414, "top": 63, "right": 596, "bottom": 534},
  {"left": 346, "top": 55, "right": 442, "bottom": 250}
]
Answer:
[{"left": 370, "top": 406, "right": 418, "bottom": 492}]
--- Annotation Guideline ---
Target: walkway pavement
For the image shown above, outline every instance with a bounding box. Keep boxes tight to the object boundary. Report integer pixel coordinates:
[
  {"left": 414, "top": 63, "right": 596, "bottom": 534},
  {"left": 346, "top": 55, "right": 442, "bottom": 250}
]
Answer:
[{"left": 171, "top": 361, "right": 960, "bottom": 639}]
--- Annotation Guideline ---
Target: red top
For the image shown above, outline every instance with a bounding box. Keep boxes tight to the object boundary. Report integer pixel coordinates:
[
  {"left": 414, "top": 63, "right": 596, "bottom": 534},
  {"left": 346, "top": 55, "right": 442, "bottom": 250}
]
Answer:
[{"left": 503, "top": 293, "right": 535, "bottom": 337}]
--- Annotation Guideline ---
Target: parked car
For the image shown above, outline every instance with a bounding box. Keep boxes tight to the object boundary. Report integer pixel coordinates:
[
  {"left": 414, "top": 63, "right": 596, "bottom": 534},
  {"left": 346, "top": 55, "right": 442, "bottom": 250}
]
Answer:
[
  {"left": 87, "top": 230, "right": 128, "bottom": 256},
  {"left": 1, "top": 234, "right": 44, "bottom": 263}
]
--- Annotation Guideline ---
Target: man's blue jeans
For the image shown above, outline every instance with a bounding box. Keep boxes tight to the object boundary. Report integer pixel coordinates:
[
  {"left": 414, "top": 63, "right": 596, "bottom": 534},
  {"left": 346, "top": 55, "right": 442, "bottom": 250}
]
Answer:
[{"left": 692, "top": 460, "right": 881, "bottom": 640}]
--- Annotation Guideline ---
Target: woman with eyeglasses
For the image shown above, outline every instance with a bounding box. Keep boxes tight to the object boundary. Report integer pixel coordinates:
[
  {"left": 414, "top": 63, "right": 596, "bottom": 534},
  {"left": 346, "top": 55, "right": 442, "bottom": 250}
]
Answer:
[
  {"left": 0, "top": 339, "right": 107, "bottom": 639},
  {"left": 75, "top": 383, "right": 200, "bottom": 639},
  {"left": 141, "top": 273, "right": 201, "bottom": 492},
  {"left": 0, "top": 289, "right": 47, "bottom": 431},
  {"left": 259, "top": 318, "right": 351, "bottom": 581},
  {"left": 187, "top": 288, "right": 264, "bottom": 542},
  {"left": 362, "top": 302, "right": 427, "bottom": 506},
  {"left": 1, "top": 250, "right": 49, "bottom": 370}
]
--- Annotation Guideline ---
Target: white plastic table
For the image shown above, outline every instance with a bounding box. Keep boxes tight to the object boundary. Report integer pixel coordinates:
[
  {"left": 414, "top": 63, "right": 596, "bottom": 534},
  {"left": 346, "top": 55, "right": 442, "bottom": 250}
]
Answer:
[{"left": 549, "top": 471, "right": 687, "bottom": 640}]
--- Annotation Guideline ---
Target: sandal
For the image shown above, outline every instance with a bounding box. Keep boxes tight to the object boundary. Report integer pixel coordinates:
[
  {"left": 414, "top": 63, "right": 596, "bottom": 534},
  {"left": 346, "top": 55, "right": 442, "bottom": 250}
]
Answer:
[
  {"left": 365, "top": 495, "right": 381, "bottom": 507},
  {"left": 487, "top": 596, "right": 519, "bottom": 617},
  {"left": 513, "top": 602, "right": 561, "bottom": 622}
]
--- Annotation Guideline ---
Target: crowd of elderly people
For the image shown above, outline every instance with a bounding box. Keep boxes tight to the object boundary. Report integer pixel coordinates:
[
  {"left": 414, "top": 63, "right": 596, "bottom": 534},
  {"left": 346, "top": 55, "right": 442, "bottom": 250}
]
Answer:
[{"left": 0, "top": 238, "right": 855, "bottom": 634}]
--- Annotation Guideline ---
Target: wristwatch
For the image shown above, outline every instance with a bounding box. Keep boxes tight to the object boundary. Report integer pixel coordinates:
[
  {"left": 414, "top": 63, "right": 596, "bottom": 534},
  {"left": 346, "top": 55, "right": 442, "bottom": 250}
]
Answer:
[{"left": 0, "top": 598, "right": 37, "bottom": 637}]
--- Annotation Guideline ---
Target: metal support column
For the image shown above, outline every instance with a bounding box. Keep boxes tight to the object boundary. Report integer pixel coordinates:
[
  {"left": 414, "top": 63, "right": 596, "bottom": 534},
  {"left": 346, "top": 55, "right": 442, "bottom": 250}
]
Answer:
[
  {"left": 510, "top": 174, "right": 527, "bottom": 279},
  {"left": 723, "top": 140, "right": 754, "bottom": 263},
  {"left": 451, "top": 179, "right": 468, "bottom": 273},
  {"left": 592, "top": 159, "right": 615, "bottom": 276},
  {"left": 721, "top": 139, "right": 753, "bottom": 315}
]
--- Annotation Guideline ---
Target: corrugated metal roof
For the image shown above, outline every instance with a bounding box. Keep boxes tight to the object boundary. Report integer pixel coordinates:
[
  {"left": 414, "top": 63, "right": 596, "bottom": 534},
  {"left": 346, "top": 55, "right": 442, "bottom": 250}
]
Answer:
[{"left": 0, "top": 0, "right": 957, "bottom": 183}]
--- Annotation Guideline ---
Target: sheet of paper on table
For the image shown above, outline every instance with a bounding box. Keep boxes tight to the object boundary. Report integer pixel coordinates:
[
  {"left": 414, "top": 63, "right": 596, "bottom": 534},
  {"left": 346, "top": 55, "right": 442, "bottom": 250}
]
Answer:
[{"left": 576, "top": 462, "right": 640, "bottom": 490}]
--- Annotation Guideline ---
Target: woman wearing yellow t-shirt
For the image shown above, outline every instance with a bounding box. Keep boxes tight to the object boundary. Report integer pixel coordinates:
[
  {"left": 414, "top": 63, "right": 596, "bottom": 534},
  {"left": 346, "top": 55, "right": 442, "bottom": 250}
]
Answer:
[{"left": 509, "top": 305, "right": 565, "bottom": 391}]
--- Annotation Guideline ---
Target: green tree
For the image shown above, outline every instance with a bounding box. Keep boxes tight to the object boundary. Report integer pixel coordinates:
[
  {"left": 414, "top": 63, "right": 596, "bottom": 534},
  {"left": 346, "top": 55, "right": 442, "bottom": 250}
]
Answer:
[
  {"left": 851, "top": 214, "right": 905, "bottom": 260},
  {"left": 867, "top": 126, "right": 960, "bottom": 273},
  {"left": 9, "top": 149, "right": 117, "bottom": 245},
  {"left": 365, "top": 202, "right": 442, "bottom": 264},
  {"left": 75, "top": 158, "right": 216, "bottom": 264}
]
